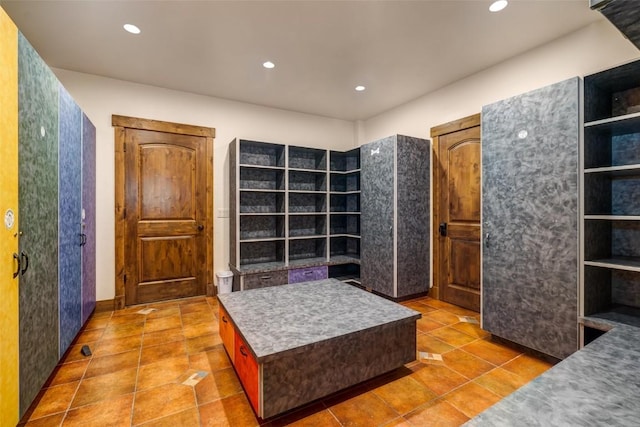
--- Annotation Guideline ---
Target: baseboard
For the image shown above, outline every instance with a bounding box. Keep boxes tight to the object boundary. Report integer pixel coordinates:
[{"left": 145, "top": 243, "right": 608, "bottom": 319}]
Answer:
[{"left": 95, "top": 299, "right": 115, "bottom": 313}]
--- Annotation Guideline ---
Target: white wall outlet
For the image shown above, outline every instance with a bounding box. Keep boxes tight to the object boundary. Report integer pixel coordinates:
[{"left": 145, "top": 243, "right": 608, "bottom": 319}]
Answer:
[{"left": 217, "top": 208, "right": 230, "bottom": 218}]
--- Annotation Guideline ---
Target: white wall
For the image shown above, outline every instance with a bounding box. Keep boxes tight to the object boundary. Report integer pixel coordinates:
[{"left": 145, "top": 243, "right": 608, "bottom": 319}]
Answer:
[
  {"left": 52, "top": 69, "right": 356, "bottom": 300},
  {"left": 54, "top": 19, "right": 640, "bottom": 303},
  {"left": 360, "top": 20, "right": 640, "bottom": 144}
]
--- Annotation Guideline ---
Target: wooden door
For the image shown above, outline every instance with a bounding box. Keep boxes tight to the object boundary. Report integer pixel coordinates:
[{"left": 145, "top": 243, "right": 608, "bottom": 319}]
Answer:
[
  {"left": 432, "top": 114, "right": 481, "bottom": 312},
  {"left": 114, "top": 116, "right": 214, "bottom": 307},
  {"left": 0, "top": 10, "right": 20, "bottom": 424}
]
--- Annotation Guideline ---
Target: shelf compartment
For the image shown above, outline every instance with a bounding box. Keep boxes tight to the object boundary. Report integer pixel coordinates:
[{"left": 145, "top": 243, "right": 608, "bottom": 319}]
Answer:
[
  {"left": 289, "top": 170, "right": 326, "bottom": 192},
  {"left": 330, "top": 193, "right": 360, "bottom": 213},
  {"left": 289, "top": 193, "right": 326, "bottom": 213},
  {"left": 240, "top": 215, "right": 285, "bottom": 240},
  {"left": 584, "top": 126, "right": 640, "bottom": 169},
  {"left": 330, "top": 149, "right": 360, "bottom": 172},
  {"left": 583, "top": 264, "right": 640, "bottom": 326},
  {"left": 288, "top": 146, "right": 326, "bottom": 171},
  {"left": 330, "top": 214, "right": 360, "bottom": 235},
  {"left": 584, "top": 219, "right": 640, "bottom": 259},
  {"left": 584, "top": 59, "right": 640, "bottom": 123},
  {"left": 240, "top": 191, "right": 285, "bottom": 213},
  {"left": 240, "top": 240, "right": 285, "bottom": 266},
  {"left": 330, "top": 173, "right": 360, "bottom": 192},
  {"left": 584, "top": 173, "right": 640, "bottom": 216},
  {"left": 289, "top": 238, "right": 326, "bottom": 262},
  {"left": 328, "top": 263, "right": 360, "bottom": 283},
  {"left": 240, "top": 140, "right": 285, "bottom": 168},
  {"left": 289, "top": 215, "right": 326, "bottom": 237},
  {"left": 330, "top": 236, "right": 360, "bottom": 260},
  {"left": 240, "top": 167, "right": 285, "bottom": 190}
]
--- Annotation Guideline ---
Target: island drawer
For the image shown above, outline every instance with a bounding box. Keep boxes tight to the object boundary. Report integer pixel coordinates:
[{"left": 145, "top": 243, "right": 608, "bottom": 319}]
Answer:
[
  {"left": 219, "top": 306, "right": 235, "bottom": 361},
  {"left": 243, "top": 270, "right": 288, "bottom": 290},
  {"left": 288, "top": 266, "right": 328, "bottom": 284},
  {"left": 234, "top": 330, "right": 259, "bottom": 413}
]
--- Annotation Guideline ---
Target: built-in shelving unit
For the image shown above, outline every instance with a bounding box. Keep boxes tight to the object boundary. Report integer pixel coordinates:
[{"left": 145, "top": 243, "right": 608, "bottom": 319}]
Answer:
[
  {"left": 230, "top": 140, "right": 361, "bottom": 289},
  {"left": 582, "top": 59, "right": 640, "bottom": 341}
]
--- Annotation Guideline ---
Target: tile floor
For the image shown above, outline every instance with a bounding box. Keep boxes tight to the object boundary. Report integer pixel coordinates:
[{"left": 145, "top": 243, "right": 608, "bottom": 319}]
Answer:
[{"left": 20, "top": 294, "right": 554, "bottom": 426}]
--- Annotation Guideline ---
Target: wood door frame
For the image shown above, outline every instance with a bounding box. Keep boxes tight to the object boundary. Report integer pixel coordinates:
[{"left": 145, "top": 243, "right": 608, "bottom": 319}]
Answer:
[
  {"left": 430, "top": 113, "right": 480, "bottom": 301},
  {"left": 113, "top": 115, "right": 215, "bottom": 309}
]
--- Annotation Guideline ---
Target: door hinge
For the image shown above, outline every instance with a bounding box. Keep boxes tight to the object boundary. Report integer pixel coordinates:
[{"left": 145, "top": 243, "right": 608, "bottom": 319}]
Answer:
[
  {"left": 123, "top": 208, "right": 126, "bottom": 219},
  {"left": 123, "top": 142, "right": 126, "bottom": 152}
]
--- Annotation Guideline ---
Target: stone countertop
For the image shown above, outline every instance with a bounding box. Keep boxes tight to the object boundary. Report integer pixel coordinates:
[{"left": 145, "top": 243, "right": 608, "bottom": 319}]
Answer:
[
  {"left": 217, "top": 279, "right": 420, "bottom": 363},
  {"left": 230, "top": 256, "right": 361, "bottom": 275},
  {"left": 466, "top": 319, "right": 640, "bottom": 427}
]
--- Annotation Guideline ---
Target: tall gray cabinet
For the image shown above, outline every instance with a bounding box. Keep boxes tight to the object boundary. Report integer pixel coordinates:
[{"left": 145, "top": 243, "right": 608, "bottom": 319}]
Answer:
[
  {"left": 360, "top": 135, "right": 430, "bottom": 299},
  {"left": 481, "top": 78, "right": 580, "bottom": 360}
]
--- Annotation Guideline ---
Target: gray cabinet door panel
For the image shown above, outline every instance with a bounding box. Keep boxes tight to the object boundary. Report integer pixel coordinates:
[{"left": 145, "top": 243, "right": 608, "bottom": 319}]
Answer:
[
  {"left": 18, "top": 33, "right": 60, "bottom": 415},
  {"left": 361, "top": 137, "right": 395, "bottom": 296},
  {"left": 481, "top": 77, "right": 579, "bottom": 359}
]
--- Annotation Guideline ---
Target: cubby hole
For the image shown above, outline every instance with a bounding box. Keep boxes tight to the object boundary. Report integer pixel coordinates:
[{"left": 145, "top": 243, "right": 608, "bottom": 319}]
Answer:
[
  {"left": 240, "top": 167, "right": 285, "bottom": 190},
  {"left": 289, "top": 238, "right": 326, "bottom": 261},
  {"left": 240, "top": 215, "right": 284, "bottom": 240},
  {"left": 240, "top": 192, "right": 285, "bottom": 213},
  {"left": 328, "top": 263, "right": 361, "bottom": 283},
  {"left": 584, "top": 128, "right": 640, "bottom": 169},
  {"left": 584, "top": 174, "right": 640, "bottom": 216},
  {"left": 330, "top": 173, "right": 360, "bottom": 192},
  {"left": 330, "top": 194, "right": 360, "bottom": 212},
  {"left": 584, "top": 60, "right": 640, "bottom": 122},
  {"left": 289, "top": 170, "right": 326, "bottom": 192},
  {"left": 330, "top": 236, "right": 360, "bottom": 260},
  {"left": 289, "top": 193, "right": 326, "bottom": 213},
  {"left": 240, "top": 240, "right": 285, "bottom": 267},
  {"left": 239, "top": 140, "right": 285, "bottom": 167},
  {"left": 288, "top": 147, "right": 326, "bottom": 171},
  {"left": 330, "top": 149, "right": 360, "bottom": 172},
  {"left": 330, "top": 214, "right": 360, "bottom": 235},
  {"left": 289, "top": 215, "right": 326, "bottom": 237},
  {"left": 583, "top": 326, "right": 607, "bottom": 346},
  {"left": 584, "top": 220, "right": 640, "bottom": 261},
  {"left": 583, "top": 265, "right": 640, "bottom": 327}
]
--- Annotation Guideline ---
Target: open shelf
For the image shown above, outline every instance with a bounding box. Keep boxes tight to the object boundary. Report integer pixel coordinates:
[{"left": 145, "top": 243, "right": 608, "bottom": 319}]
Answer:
[
  {"left": 240, "top": 215, "right": 284, "bottom": 240},
  {"left": 240, "top": 167, "right": 285, "bottom": 190},
  {"left": 288, "top": 146, "right": 326, "bottom": 171},
  {"left": 289, "top": 193, "right": 326, "bottom": 213},
  {"left": 240, "top": 140, "right": 285, "bottom": 168},
  {"left": 289, "top": 170, "right": 326, "bottom": 192},
  {"left": 289, "top": 214, "right": 326, "bottom": 238},
  {"left": 239, "top": 191, "right": 285, "bottom": 214},
  {"left": 584, "top": 164, "right": 640, "bottom": 176},
  {"left": 289, "top": 238, "right": 326, "bottom": 261},
  {"left": 330, "top": 149, "right": 360, "bottom": 172},
  {"left": 584, "top": 258, "right": 640, "bottom": 272},
  {"left": 240, "top": 240, "right": 285, "bottom": 267}
]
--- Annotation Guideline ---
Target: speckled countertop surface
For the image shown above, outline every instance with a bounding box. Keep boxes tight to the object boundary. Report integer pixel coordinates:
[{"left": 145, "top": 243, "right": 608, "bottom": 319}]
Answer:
[
  {"left": 230, "top": 256, "right": 361, "bottom": 275},
  {"left": 466, "top": 319, "right": 640, "bottom": 426},
  {"left": 217, "top": 279, "right": 419, "bottom": 362}
]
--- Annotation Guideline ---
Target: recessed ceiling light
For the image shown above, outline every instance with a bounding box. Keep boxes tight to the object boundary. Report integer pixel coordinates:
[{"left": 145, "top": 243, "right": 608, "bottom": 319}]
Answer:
[
  {"left": 355, "top": 85, "right": 366, "bottom": 92},
  {"left": 489, "top": 0, "right": 508, "bottom": 12},
  {"left": 263, "top": 61, "right": 275, "bottom": 69},
  {"left": 123, "top": 24, "right": 141, "bottom": 34}
]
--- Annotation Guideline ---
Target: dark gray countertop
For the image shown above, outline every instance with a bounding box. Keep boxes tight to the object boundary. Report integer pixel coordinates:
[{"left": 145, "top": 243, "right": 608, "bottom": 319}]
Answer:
[
  {"left": 217, "top": 279, "right": 419, "bottom": 362},
  {"left": 466, "top": 319, "right": 640, "bottom": 426}
]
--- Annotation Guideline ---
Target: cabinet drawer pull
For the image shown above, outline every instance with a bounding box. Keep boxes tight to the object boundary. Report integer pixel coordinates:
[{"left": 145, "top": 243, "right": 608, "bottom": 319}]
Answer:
[
  {"left": 260, "top": 275, "right": 271, "bottom": 280},
  {"left": 304, "top": 271, "right": 314, "bottom": 275},
  {"left": 240, "top": 345, "right": 249, "bottom": 357}
]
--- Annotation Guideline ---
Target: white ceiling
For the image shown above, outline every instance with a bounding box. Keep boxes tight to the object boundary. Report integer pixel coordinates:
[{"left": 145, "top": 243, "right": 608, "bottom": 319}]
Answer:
[{"left": 1, "top": 0, "right": 603, "bottom": 121}]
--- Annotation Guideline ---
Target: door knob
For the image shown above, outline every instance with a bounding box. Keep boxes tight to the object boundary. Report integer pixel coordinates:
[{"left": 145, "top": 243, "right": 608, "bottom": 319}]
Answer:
[{"left": 197, "top": 224, "right": 204, "bottom": 231}]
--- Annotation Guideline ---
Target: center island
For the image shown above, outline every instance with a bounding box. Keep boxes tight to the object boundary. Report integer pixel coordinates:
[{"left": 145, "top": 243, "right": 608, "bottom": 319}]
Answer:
[{"left": 217, "top": 278, "right": 420, "bottom": 419}]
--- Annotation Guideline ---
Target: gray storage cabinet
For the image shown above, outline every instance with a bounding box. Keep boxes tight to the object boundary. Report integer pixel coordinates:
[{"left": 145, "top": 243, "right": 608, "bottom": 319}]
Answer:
[
  {"left": 360, "top": 135, "right": 430, "bottom": 299},
  {"left": 481, "top": 77, "right": 580, "bottom": 360}
]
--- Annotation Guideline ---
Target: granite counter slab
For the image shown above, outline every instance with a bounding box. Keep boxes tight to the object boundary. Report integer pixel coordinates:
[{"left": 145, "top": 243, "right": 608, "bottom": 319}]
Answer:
[
  {"left": 217, "top": 279, "right": 419, "bottom": 363},
  {"left": 466, "top": 320, "right": 640, "bottom": 426}
]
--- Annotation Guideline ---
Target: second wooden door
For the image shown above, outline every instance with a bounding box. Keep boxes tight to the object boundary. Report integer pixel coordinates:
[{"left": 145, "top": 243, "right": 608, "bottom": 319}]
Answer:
[
  {"left": 432, "top": 115, "right": 481, "bottom": 312},
  {"left": 124, "top": 128, "right": 208, "bottom": 305}
]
